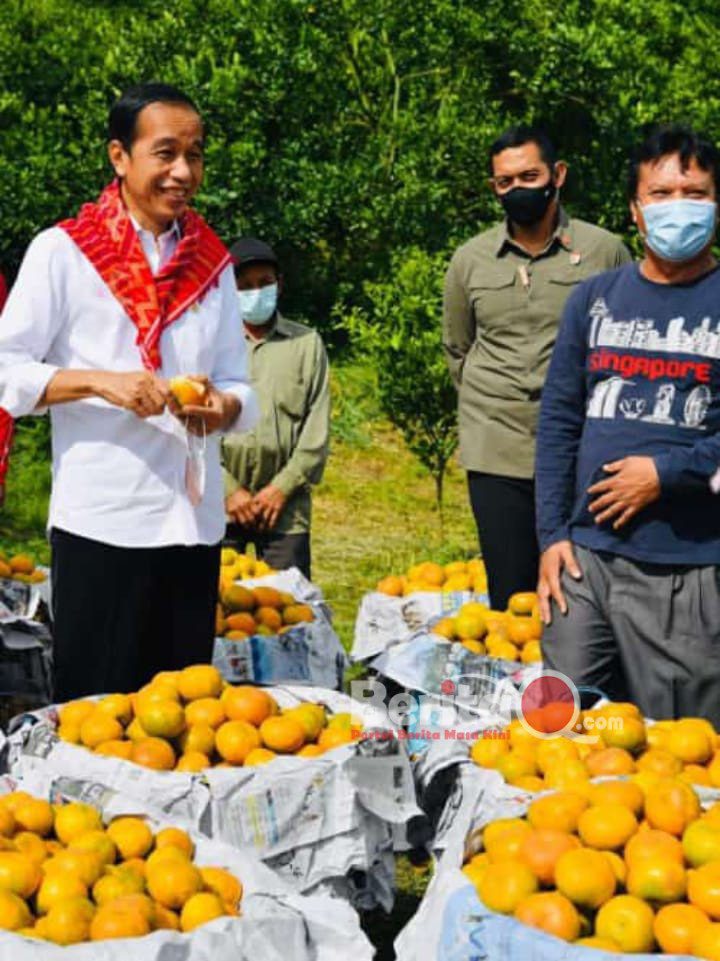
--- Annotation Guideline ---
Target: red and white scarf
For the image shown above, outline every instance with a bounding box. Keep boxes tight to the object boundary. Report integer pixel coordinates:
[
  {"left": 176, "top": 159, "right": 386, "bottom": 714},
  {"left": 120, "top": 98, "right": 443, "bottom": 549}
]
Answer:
[{"left": 58, "top": 180, "right": 230, "bottom": 370}]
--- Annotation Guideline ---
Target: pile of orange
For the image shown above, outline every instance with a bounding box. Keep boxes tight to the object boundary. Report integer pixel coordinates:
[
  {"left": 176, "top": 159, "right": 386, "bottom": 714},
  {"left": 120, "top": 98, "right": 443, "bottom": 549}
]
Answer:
[
  {"left": 464, "top": 775, "right": 720, "bottom": 956},
  {"left": 431, "top": 591, "right": 542, "bottom": 664},
  {"left": 471, "top": 703, "right": 720, "bottom": 795},
  {"left": 0, "top": 790, "right": 242, "bottom": 943},
  {"left": 376, "top": 558, "right": 488, "bottom": 597},
  {"left": 216, "top": 582, "right": 314, "bottom": 641},
  {"left": 56, "top": 665, "right": 363, "bottom": 772},
  {"left": 0, "top": 552, "right": 45, "bottom": 584}
]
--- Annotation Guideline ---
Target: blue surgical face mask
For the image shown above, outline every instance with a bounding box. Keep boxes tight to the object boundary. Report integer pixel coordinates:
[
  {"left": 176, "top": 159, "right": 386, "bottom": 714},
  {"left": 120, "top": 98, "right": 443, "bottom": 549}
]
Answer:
[
  {"left": 237, "top": 282, "right": 278, "bottom": 325},
  {"left": 641, "top": 199, "right": 717, "bottom": 262}
]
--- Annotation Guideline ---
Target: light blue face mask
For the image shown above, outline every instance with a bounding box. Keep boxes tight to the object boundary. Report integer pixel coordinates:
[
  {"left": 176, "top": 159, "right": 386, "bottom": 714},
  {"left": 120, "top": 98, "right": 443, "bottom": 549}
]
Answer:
[
  {"left": 237, "top": 282, "right": 278, "bottom": 325},
  {"left": 641, "top": 199, "right": 717, "bottom": 262}
]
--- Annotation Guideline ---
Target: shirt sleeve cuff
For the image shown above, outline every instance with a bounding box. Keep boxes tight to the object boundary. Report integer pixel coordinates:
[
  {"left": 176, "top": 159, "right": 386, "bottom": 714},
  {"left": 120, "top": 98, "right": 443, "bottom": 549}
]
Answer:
[
  {"left": 0, "top": 362, "right": 60, "bottom": 417},
  {"left": 220, "top": 383, "right": 259, "bottom": 434},
  {"left": 272, "top": 464, "right": 306, "bottom": 497},
  {"left": 652, "top": 452, "right": 679, "bottom": 493},
  {"left": 538, "top": 524, "right": 571, "bottom": 553},
  {"left": 223, "top": 468, "right": 241, "bottom": 498}
]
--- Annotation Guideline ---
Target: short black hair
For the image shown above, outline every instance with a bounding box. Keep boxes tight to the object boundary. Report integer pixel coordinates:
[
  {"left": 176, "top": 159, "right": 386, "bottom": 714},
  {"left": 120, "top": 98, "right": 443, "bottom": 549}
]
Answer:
[
  {"left": 628, "top": 124, "right": 720, "bottom": 198},
  {"left": 489, "top": 125, "right": 557, "bottom": 175},
  {"left": 108, "top": 82, "right": 200, "bottom": 152}
]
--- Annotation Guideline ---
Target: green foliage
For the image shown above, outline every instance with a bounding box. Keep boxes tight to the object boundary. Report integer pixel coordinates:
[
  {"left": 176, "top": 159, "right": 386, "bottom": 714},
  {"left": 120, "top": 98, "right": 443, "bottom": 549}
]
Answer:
[
  {"left": 2, "top": 0, "right": 720, "bottom": 343},
  {"left": 343, "top": 248, "right": 457, "bottom": 523}
]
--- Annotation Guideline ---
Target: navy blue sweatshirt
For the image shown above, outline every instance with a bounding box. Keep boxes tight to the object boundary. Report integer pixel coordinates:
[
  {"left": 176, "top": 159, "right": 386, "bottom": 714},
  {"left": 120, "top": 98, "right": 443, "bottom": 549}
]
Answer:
[{"left": 536, "top": 262, "right": 720, "bottom": 565}]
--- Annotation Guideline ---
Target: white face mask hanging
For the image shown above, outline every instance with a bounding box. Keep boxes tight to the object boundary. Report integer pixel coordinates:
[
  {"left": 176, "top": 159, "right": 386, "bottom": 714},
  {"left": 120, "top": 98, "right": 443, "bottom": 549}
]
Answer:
[{"left": 184, "top": 418, "right": 207, "bottom": 507}]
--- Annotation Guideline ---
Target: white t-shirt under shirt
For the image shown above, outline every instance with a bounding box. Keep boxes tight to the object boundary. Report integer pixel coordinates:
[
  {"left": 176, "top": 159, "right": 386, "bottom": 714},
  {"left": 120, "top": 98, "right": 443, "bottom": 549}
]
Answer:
[{"left": 0, "top": 224, "right": 258, "bottom": 548}]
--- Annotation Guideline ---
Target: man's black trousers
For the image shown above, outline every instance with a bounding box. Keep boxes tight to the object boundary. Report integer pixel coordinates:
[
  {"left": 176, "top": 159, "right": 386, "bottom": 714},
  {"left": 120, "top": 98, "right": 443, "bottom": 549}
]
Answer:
[
  {"left": 50, "top": 528, "right": 220, "bottom": 701},
  {"left": 467, "top": 471, "right": 539, "bottom": 611}
]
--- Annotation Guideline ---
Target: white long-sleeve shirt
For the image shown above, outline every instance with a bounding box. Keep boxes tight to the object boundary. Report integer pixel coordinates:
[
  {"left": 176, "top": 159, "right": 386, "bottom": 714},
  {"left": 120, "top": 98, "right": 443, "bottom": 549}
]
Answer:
[{"left": 0, "top": 224, "right": 258, "bottom": 547}]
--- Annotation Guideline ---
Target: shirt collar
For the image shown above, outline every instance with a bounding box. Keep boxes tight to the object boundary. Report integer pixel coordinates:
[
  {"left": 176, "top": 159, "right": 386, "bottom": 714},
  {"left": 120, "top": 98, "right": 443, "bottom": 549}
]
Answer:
[
  {"left": 243, "top": 311, "right": 290, "bottom": 343},
  {"left": 129, "top": 215, "right": 182, "bottom": 243},
  {"left": 495, "top": 206, "right": 573, "bottom": 257}
]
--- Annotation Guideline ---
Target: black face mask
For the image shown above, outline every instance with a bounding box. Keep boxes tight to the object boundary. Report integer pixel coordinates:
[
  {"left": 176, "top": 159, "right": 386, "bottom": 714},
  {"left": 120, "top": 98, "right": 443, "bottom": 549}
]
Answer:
[{"left": 500, "top": 179, "right": 557, "bottom": 226}]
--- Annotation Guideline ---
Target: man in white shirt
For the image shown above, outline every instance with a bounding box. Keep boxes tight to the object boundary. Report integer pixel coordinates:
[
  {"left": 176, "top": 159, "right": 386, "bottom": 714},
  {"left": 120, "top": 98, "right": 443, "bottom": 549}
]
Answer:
[{"left": 0, "top": 82, "right": 257, "bottom": 700}]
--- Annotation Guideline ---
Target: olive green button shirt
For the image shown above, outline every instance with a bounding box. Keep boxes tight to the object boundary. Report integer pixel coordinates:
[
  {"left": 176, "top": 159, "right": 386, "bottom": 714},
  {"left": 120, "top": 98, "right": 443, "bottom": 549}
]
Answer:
[
  {"left": 221, "top": 313, "right": 330, "bottom": 534},
  {"left": 443, "top": 208, "right": 631, "bottom": 478}
]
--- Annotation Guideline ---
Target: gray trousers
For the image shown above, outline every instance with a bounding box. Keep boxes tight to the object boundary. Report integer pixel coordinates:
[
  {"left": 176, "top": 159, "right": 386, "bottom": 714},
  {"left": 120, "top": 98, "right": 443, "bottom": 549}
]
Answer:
[{"left": 542, "top": 544, "right": 720, "bottom": 726}]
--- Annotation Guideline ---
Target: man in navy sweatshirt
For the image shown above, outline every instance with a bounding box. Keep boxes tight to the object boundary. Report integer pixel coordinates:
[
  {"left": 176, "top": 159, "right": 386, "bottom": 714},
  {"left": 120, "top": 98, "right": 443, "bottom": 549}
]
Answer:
[{"left": 536, "top": 124, "right": 720, "bottom": 724}]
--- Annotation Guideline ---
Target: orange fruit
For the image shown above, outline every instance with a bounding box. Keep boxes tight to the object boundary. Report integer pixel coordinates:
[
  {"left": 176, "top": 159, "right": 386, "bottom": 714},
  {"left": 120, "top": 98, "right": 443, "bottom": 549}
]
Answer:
[
  {"left": 180, "top": 891, "right": 226, "bottom": 932},
  {"left": 43, "top": 849, "right": 104, "bottom": 887},
  {"left": 90, "top": 903, "right": 151, "bottom": 940},
  {"left": 184, "top": 697, "right": 225, "bottom": 730},
  {"left": 154, "top": 827, "right": 194, "bottom": 859},
  {"left": 483, "top": 819, "right": 532, "bottom": 863},
  {"left": 54, "top": 803, "right": 102, "bottom": 846},
  {"left": 637, "top": 748, "right": 683, "bottom": 778},
  {"left": 527, "top": 792, "right": 588, "bottom": 834},
  {"left": 252, "top": 586, "right": 284, "bottom": 609},
  {"left": 683, "top": 818, "right": 720, "bottom": 867},
  {"left": 585, "top": 748, "right": 636, "bottom": 777},
  {"left": 126, "top": 717, "right": 150, "bottom": 742},
  {"left": 519, "top": 829, "right": 580, "bottom": 885},
  {"left": 130, "top": 737, "right": 176, "bottom": 770},
  {"left": 692, "top": 921, "right": 720, "bottom": 960},
  {"left": 625, "top": 828, "right": 685, "bottom": 867},
  {"left": 595, "top": 894, "right": 655, "bottom": 953},
  {"left": 215, "top": 720, "right": 261, "bottom": 764},
  {"left": 255, "top": 606, "right": 283, "bottom": 632},
  {"left": 478, "top": 861, "right": 538, "bottom": 914},
  {"left": 506, "top": 616, "right": 541, "bottom": 646},
  {"left": 578, "top": 804, "right": 638, "bottom": 850},
  {"left": 13, "top": 797, "right": 53, "bottom": 837},
  {"left": 178, "top": 723, "right": 215, "bottom": 757},
  {"left": 36, "top": 872, "right": 88, "bottom": 914},
  {"left": 79, "top": 711, "right": 124, "bottom": 749},
  {"left": 495, "top": 751, "right": 537, "bottom": 785},
  {"left": 588, "top": 780, "right": 644, "bottom": 815},
  {"left": 199, "top": 867, "right": 243, "bottom": 910},
  {"left": 176, "top": 751, "right": 210, "bottom": 772},
  {"left": 317, "top": 726, "right": 356, "bottom": 751},
  {"left": 221, "top": 686, "right": 276, "bottom": 726},
  {"left": 147, "top": 857, "right": 203, "bottom": 910},
  {"left": 0, "top": 808, "right": 14, "bottom": 840},
  {"left": 297, "top": 743, "right": 326, "bottom": 758},
  {"left": 536, "top": 739, "right": 580, "bottom": 774},
  {"left": 654, "top": 902, "right": 710, "bottom": 954},
  {"left": 44, "top": 896, "right": 95, "bottom": 945},
  {"left": 13, "top": 832, "right": 46, "bottom": 864},
  {"left": 514, "top": 891, "right": 580, "bottom": 941},
  {"left": 260, "top": 716, "right": 306, "bottom": 753},
  {"left": 243, "top": 748, "right": 277, "bottom": 766},
  {"left": 0, "top": 889, "right": 31, "bottom": 930},
  {"left": 283, "top": 704, "right": 326, "bottom": 741},
  {"left": 92, "top": 868, "right": 145, "bottom": 905},
  {"left": 177, "top": 664, "right": 223, "bottom": 701},
  {"left": 680, "top": 763, "right": 712, "bottom": 786},
  {"left": 154, "top": 903, "right": 181, "bottom": 930},
  {"left": 470, "top": 737, "right": 509, "bottom": 768},
  {"left": 134, "top": 681, "right": 181, "bottom": 712},
  {"left": 106, "top": 817, "right": 153, "bottom": 860},
  {"left": 222, "top": 583, "right": 256, "bottom": 613},
  {"left": 626, "top": 855, "right": 687, "bottom": 902},
  {"left": 645, "top": 778, "right": 701, "bottom": 835},
  {"left": 95, "top": 739, "right": 133, "bottom": 760},
  {"left": 68, "top": 830, "right": 116, "bottom": 866},
  {"left": 96, "top": 693, "right": 133, "bottom": 725},
  {"left": 688, "top": 862, "right": 720, "bottom": 919},
  {"left": 454, "top": 610, "right": 486, "bottom": 640},
  {"left": 507, "top": 592, "right": 537, "bottom": 616},
  {"left": 667, "top": 718, "right": 715, "bottom": 764},
  {"left": 224, "top": 612, "right": 257, "bottom": 635},
  {"left": 169, "top": 375, "right": 207, "bottom": 408},
  {"left": 554, "top": 848, "right": 616, "bottom": 909},
  {"left": 0, "top": 852, "right": 42, "bottom": 898},
  {"left": 377, "top": 576, "right": 403, "bottom": 596},
  {"left": 137, "top": 699, "right": 186, "bottom": 739},
  {"left": 574, "top": 937, "right": 620, "bottom": 950},
  {"left": 543, "top": 759, "right": 590, "bottom": 792},
  {"left": 58, "top": 700, "right": 97, "bottom": 728}
]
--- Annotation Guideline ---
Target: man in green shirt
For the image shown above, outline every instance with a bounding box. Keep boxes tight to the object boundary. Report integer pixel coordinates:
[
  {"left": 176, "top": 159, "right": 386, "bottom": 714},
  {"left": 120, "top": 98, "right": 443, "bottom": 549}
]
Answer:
[
  {"left": 443, "top": 126, "right": 631, "bottom": 610},
  {"left": 221, "top": 238, "right": 330, "bottom": 578}
]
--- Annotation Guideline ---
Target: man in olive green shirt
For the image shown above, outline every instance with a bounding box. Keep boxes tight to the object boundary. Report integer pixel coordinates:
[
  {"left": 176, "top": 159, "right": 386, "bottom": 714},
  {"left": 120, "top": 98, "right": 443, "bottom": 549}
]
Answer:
[
  {"left": 443, "top": 126, "right": 631, "bottom": 610},
  {"left": 222, "top": 238, "right": 330, "bottom": 578}
]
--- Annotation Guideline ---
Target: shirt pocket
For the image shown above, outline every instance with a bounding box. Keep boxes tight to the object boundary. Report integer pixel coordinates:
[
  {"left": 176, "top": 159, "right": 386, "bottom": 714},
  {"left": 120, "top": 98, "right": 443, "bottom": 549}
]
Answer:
[{"left": 467, "top": 268, "right": 518, "bottom": 332}]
